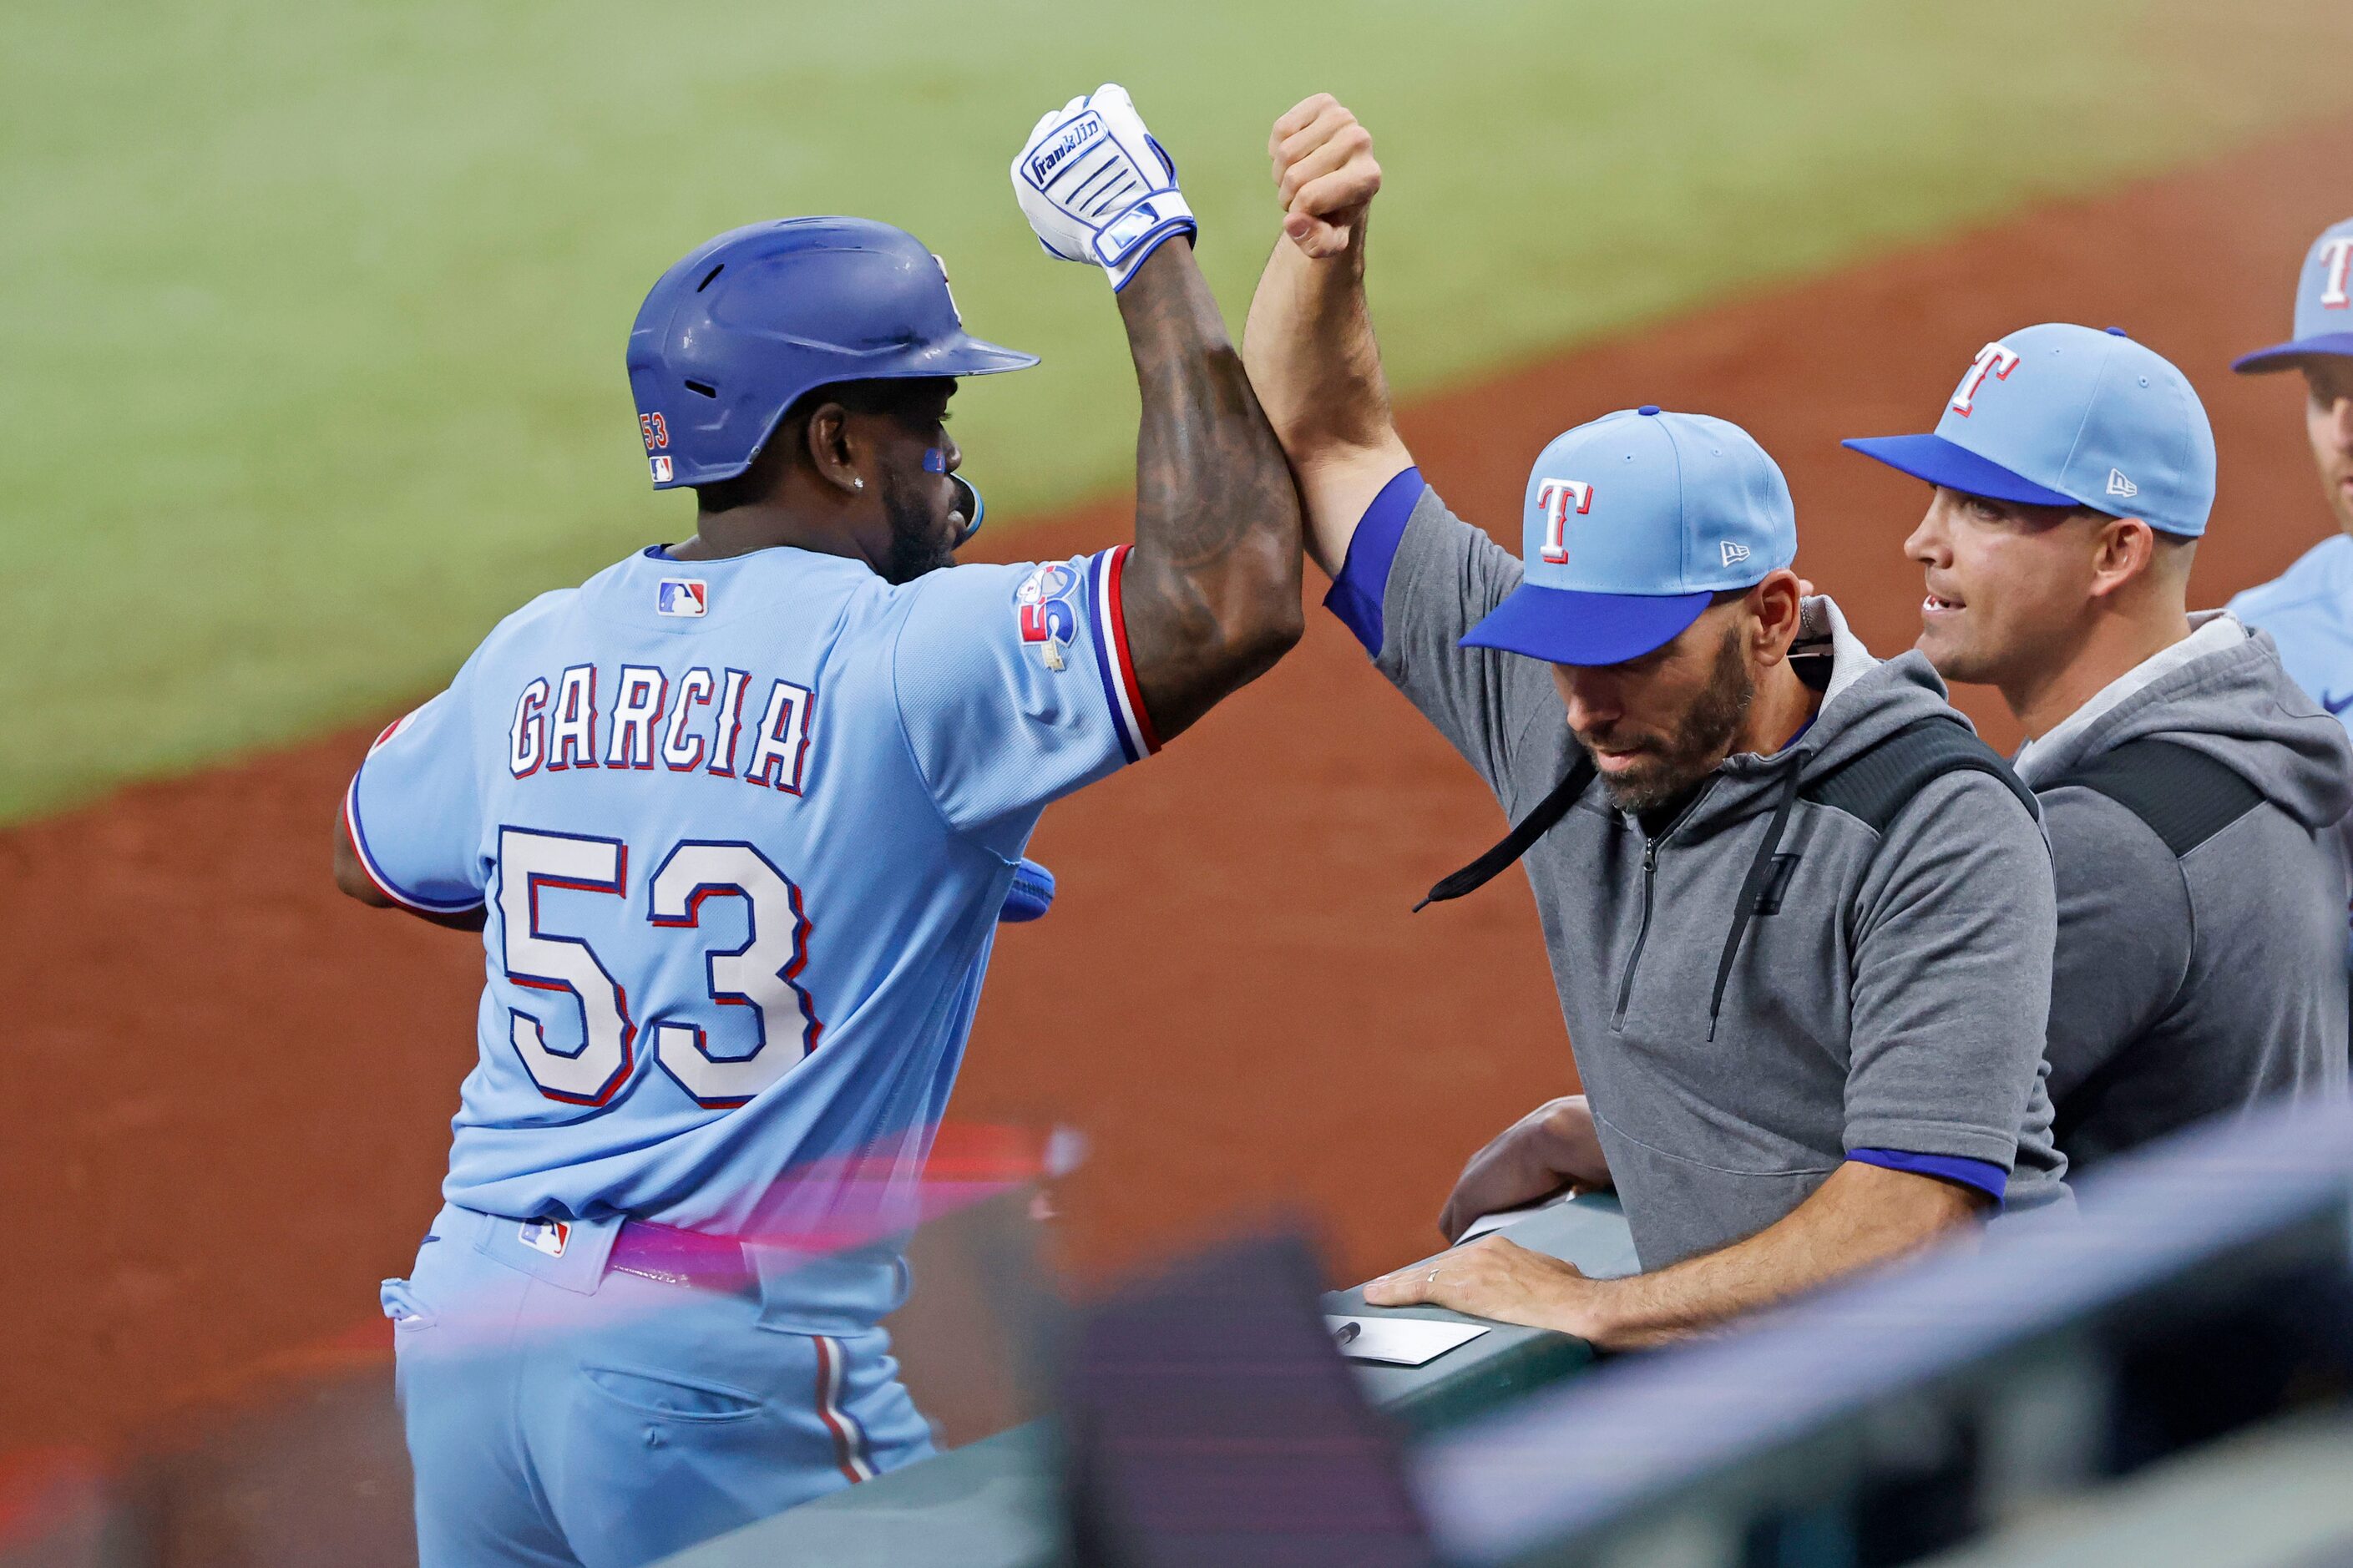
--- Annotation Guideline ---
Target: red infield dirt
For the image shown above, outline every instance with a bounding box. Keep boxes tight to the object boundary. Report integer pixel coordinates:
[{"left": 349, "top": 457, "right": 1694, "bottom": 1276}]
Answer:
[{"left": 6, "top": 114, "right": 2350, "bottom": 1466}]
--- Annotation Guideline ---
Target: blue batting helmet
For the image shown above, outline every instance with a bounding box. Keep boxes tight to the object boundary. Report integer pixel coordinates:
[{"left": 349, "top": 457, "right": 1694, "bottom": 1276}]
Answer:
[{"left": 626, "top": 217, "right": 1038, "bottom": 489}]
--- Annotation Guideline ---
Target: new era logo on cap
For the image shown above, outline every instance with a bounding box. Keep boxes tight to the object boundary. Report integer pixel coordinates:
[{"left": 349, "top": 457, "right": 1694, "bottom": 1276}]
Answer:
[
  {"left": 2106, "top": 468, "right": 2138, "bottom": 499},
  {"left": 656, "top": 579, "right": 708, "bottom": 617},
  {"left": 1721, "top": 540, "right": 1751, "bottom": 567}
]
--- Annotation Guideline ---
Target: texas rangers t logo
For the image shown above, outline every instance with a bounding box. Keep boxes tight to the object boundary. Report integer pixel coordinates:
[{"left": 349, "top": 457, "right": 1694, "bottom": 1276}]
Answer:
[
  {"left": 2321, "top": 236, "right": 2353, "bottom": 310},
  {"left": 1951, "top": 342, "right": 2022, "bottom": 417},
  {"left": 1535, "top": 478, "right": 1594, "bottom": 564}
]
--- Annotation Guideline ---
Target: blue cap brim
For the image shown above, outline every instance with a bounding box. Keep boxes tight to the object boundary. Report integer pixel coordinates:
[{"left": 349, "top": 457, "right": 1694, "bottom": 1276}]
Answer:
[
  {"left": 1839, "top": 433, "right": 2082, "bottom": 508},
  {"left": 2233, "top": 332, "right": 2353, "bottom": 373},
  {"left": 1460, "top": 583, "right": 1712, "bottom": 667}
]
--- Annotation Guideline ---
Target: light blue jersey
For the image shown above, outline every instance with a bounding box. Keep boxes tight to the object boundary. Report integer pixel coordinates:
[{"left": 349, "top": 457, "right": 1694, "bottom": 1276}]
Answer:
[
  {"left": 2231, "top": 534, "right": 2353, "bottom": 730},
  {"left": 346, "top": 542, "right": 1156, "bottom": 1248},
  {"left": 2232, "top": 534, "right": 2353, "bottom": 969}
]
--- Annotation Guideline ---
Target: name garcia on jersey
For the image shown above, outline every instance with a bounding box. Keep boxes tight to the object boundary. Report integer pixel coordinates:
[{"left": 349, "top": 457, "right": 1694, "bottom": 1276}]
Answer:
[{"left": 509, "top": 665, "right": 813, "bottom": 792}]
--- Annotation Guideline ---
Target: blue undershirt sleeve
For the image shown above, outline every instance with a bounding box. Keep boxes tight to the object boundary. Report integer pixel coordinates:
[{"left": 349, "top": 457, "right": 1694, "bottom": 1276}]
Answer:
[
  {"left": 1321, "top": 466, "right": 1425, "bottom": 657},
  {"left": 1848, "top": 1147, "right": 2006, "bottom": 1208}
]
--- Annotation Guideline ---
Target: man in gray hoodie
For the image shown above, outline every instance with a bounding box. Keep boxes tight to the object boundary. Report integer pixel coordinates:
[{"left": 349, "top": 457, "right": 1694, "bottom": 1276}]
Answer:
[
  {"left": 1846, "top": 324, "right": 2352, "bottom": 1171},
  {"left": 1242, "top": 96, "right": 2066, "bottom": 1348}
]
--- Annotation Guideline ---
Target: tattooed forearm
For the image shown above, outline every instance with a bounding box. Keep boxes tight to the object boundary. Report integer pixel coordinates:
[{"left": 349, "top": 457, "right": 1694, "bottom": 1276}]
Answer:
[{"left": 1111, "top": 240, "right": 1305, "bottom": 741}]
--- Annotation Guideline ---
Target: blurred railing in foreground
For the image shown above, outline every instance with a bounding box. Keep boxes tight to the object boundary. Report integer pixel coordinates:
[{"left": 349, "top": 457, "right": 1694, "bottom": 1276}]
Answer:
[
  {"left": 12, "top": 1103, "right": 2351, "bottom": 1568},
  {"left": 1412, "top": 1102, "right": 2353, "bottom": 1568}
]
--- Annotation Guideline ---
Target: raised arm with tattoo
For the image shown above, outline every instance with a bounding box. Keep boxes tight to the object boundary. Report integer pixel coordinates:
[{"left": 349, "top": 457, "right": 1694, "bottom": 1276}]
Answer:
[
  {"left": 1015, "top": 83, "right": 1303, "bottom": 739},
  {"left": 1107, "top": 237, "right": 1303, "bottom": 737},
  {"left": 1241, "top": 94, "right": 1409, "bottom": 577}
]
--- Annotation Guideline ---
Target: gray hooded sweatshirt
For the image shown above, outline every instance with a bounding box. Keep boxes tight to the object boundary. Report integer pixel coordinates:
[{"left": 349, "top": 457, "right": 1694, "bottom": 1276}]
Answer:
[
  {"left": 2012, "top": 613, "right": 2352, "bottom": 1170},
  {"left": 1366, "top": 487, "right": 2067, "bottom": 1271}
]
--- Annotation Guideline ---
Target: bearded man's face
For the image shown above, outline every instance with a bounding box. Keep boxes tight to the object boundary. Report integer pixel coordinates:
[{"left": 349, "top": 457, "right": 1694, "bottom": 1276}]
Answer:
[{"left": 1551, "top": 615, "right": 1755, "bottom": 814}]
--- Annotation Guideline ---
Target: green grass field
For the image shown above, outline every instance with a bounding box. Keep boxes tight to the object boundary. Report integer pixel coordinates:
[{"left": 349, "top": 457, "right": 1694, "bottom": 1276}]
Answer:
[{"left": 3, "top": 0, "right": 2346, "bottom": 822}]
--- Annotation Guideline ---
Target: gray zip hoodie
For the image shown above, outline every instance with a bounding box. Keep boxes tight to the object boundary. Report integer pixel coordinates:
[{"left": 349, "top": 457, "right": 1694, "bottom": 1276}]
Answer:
[
  {"left": 2013, "top": 613, "right": 2352, "bottom": 1169},
  {"left": 1371, "top": 487, "right": 2067, "bottom": 1271}
]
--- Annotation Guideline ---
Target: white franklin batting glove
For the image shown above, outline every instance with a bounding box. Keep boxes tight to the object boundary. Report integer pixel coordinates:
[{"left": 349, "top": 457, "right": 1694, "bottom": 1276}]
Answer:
[{"left": 1011, "top": 84, "right": 1196, "bottom": 292}]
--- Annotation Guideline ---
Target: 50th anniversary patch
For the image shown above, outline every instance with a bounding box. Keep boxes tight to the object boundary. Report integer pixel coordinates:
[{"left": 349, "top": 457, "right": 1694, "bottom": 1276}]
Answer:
[{"left": 1015, "top": 561, "right": 1080, "bottom": 670}]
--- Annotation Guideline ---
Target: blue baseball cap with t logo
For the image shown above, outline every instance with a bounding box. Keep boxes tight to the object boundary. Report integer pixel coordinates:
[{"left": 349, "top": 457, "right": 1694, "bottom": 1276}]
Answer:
[
  {"left": 2234, "top": 217, "right": 2353, "bottom": 373},
  {"left": 1460, "top": 407, "right": 1796, "bottom": 667},
  {"left": 1843, "top": 323, "right": 2216, "bottom": 538}
]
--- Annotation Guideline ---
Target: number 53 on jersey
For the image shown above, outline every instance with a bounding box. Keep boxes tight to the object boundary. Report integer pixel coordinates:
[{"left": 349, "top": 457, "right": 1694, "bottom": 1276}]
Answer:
[{"left": 499, "top": 827, "right": 819, "bottom": 1110}]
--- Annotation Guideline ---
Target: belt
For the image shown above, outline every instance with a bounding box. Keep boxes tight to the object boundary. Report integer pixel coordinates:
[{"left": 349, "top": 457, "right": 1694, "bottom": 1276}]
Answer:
[{"left": 607, "top": 1217, "right": 759, "bottom": 1298}]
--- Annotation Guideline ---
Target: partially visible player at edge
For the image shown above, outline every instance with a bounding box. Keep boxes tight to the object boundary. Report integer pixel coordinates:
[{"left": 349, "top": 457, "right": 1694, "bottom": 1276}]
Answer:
[
  {"left": 2226, "top": 217, "right": 2353, "bottom": 724},
  {"left": 331, "top": 85, "right": 1302, "bottom": 1568},
  {"left": 2225, "top": 217, "right": 2353, "bottom": 985}
]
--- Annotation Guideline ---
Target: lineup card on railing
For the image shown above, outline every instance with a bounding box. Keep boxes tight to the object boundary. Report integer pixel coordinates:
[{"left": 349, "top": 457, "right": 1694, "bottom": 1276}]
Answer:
[{"left": 1328, "top": 1316, "right": 1491, "bottom": 1367}]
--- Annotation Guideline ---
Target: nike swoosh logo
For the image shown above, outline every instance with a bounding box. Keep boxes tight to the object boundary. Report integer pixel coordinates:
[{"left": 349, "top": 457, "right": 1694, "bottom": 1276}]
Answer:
[{"left": 2324, "top": 691, "right": 2353, "bottom": 716}]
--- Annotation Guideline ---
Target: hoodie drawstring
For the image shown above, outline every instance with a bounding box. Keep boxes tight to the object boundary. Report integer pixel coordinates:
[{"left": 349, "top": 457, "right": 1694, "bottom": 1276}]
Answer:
[
  {"left": 1707, "top": 754, "right": 1807, "bottom": 1042},
  {"left": 1416, "top": 752, "right": 1599, "bottom": 911}
]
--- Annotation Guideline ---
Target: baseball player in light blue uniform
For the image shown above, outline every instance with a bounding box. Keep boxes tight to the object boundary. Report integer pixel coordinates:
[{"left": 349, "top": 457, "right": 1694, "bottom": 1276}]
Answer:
[
  {"left": 2228, "top": 217, "right": 2353, "bottom": 720},
  {"left": 333, "top": 85, "right": 1303, "bottom": 1567},
  {"left": 2229, "top": 216, "right": 2353, "bottom": 968}
]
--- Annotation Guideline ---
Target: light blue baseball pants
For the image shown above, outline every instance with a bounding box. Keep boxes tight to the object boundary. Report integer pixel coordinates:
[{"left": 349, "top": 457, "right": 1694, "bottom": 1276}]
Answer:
[{"left": 383, "top": 1204, "right": 935, "bottom": 1568}]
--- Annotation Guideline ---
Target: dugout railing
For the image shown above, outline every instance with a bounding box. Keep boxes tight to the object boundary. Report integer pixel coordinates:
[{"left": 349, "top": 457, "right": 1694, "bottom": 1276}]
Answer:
[{"left": 1411, "top": 1101, "right": 2353, "bottom": 1568}]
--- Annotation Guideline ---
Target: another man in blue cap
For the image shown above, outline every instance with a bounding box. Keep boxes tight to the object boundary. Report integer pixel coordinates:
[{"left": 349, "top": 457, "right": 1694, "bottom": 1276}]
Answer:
[
  {"left": 2228, "top": 218, "right": 2353, "bottom": 709},
  {"left": 1243, "top": 95, "right": 2067, "bottom": 1347},
  {"left": 1844, "top": 323, "right": 2350, "bottom": 1171},
  {"left": 2227, "top": 219, "right": 2353, "bottom": 989}
]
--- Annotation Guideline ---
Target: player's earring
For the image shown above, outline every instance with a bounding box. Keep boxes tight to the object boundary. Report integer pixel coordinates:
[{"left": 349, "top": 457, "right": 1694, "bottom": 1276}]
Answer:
[{"left": 853, "top": 478, "right": 865, "bottom": 490}]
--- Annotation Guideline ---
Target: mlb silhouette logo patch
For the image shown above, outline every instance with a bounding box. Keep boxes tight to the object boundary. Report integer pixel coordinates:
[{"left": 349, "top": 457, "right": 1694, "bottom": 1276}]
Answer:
[
  {"left": 650, "top": 455, "right": 675, "bottom": 483},
  {"left": 519, "top": 1219, "right": 570, "bottom": 1258},
  {"left": 657, "top": 579, "right": 708, "bottom": 617}
]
